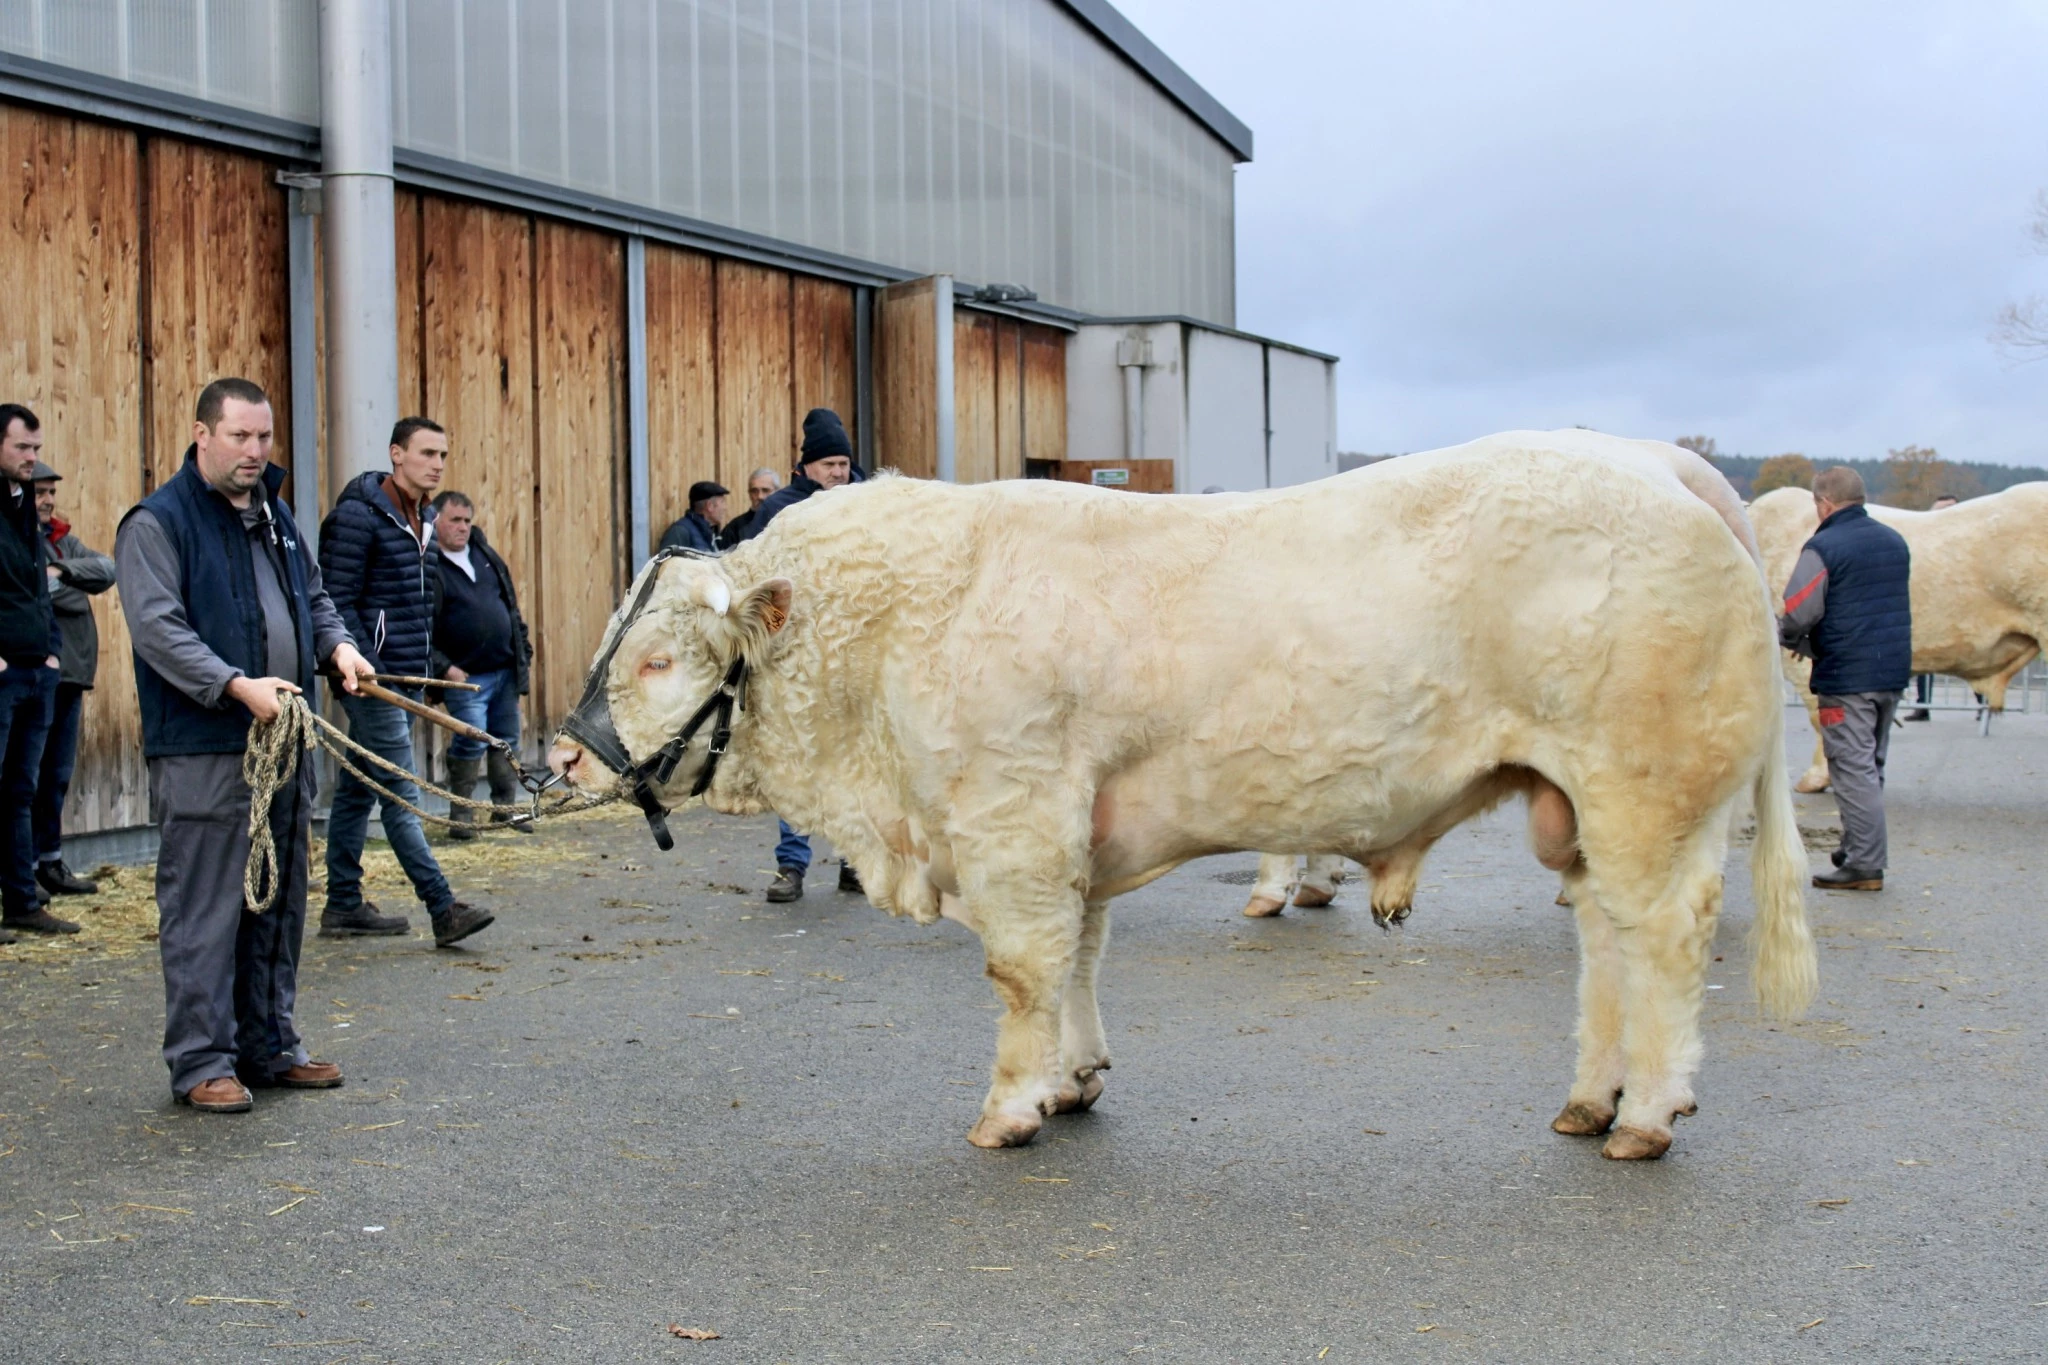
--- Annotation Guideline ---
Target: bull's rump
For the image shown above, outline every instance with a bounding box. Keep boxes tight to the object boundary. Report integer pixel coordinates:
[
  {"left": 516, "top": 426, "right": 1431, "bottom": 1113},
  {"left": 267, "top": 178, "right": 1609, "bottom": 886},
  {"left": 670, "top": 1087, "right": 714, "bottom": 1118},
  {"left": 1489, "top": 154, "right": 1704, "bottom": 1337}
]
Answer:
[{"left": 769, "top": 430, "right": 1777, "bottom": 876}]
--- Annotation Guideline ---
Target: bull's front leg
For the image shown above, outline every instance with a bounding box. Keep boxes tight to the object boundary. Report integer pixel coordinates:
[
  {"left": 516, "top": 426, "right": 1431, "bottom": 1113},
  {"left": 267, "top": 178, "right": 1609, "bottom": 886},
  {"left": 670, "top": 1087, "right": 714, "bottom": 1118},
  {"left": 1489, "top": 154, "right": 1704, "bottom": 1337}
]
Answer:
[
  {"left": 967, "top": 894, "right": 1085, "bottom": 1149},
  {"left": 1051, "top": 899, "right": 1111, "bottom": 1114}
]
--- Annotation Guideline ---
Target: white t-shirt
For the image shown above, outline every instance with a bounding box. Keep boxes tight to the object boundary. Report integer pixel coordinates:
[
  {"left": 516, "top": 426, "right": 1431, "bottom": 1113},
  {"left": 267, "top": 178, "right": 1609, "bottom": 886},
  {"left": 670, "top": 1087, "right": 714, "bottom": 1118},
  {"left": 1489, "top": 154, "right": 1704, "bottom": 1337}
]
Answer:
[{"left": 442, "top": 543, "right": 476, "bottom": 581}]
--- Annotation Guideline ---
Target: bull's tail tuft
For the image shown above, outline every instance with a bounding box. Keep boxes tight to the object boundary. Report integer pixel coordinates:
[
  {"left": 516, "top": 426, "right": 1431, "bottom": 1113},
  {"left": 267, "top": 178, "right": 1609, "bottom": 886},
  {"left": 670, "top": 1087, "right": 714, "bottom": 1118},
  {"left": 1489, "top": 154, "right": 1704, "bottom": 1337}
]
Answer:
[{"left": 1749, "top": 680, "right": 1817, "bottom": 1019}]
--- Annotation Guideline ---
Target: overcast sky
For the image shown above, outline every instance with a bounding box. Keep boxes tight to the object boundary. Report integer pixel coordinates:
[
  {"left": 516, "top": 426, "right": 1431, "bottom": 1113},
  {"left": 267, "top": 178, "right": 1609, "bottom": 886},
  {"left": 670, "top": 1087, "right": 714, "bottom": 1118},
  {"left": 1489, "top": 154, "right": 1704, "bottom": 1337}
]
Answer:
[{"left": 1115, "top": 0, "right": 2048, "bottom": 466}]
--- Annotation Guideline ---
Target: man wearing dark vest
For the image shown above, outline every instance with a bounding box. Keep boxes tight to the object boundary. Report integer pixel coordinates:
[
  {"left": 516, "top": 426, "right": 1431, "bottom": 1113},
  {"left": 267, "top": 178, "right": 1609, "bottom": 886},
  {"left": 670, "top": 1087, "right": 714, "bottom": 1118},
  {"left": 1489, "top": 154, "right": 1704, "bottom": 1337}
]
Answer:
[
  {"left": 1779, "top": 465, "right": 1912, "bottom": 892},
  {"left": 115, "top": 378, "right": 375, "bottom": 1112}
]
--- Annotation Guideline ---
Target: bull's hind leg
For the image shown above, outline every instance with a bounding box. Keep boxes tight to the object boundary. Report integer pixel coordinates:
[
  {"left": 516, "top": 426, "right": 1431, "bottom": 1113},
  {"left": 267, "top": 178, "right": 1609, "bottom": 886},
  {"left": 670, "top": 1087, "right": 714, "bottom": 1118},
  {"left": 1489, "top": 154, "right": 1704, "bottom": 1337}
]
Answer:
[
  {"left": 1051, "top": 899, "right": 1112, "bottom": 1114},
  {"left": 1597, "top": 852, "right": 1725, "bottom": 1161},
  {"left": 1553, "top": 862, "right": 1623, "bottom": 1137},
  {"left": 967, "top": 893, "right": 1084, "bottom": 1149},
  {"left": 1243, "top": 854, "right": 1296, "bottom": 917},
  {"left": 1292, "top": 854, "right": 1347, "bottom": 908}
]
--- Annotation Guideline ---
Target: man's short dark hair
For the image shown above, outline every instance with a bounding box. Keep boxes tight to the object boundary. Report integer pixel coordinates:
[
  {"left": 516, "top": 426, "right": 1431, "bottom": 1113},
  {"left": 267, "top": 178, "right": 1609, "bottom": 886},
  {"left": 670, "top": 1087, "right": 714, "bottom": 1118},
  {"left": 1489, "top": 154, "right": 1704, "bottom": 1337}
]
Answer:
[
  {"left": 431, "top": 490, "right": 473, "bottom": 513},
  {"left": 1812, "top": 466, "right": 1866, "bottom": 506},
  {"left": 0, "top": 403, "right": 39, "bottom": 439},
  {"left": 195, "top": 378, "right": 269, "bottom": 430},
  {"left": 391, "top": 416, "right": 446, "bottom": 450}
]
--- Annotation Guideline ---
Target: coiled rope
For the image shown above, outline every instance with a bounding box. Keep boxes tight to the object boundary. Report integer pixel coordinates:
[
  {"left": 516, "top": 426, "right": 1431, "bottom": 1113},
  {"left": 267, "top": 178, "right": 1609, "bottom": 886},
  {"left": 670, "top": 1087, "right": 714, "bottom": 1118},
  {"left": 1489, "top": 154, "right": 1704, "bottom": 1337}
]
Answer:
[{"left": 240, "top": 691, "right": 612, "bottom": 913}]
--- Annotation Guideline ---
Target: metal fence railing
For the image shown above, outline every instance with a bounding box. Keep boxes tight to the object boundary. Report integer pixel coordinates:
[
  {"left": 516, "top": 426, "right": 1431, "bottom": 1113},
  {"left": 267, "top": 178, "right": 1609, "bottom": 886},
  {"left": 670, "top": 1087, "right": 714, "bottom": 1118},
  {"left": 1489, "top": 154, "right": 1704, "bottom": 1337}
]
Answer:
[{"left": 1785, "top": 658, "right": 2047, "bottom": 737}]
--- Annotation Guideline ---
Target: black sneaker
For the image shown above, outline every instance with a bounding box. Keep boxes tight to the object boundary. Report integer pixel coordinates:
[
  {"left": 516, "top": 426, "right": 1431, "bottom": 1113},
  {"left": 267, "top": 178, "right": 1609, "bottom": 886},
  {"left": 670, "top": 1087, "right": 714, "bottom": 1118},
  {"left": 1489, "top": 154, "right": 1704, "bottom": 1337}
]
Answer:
[
  {"left": 432, "top": 901, "right": 495, "bottom": 948},
  {"left": 765, "top": 866, "right": 805, "bottom": 903},
  {"left": 1903, "top": 709, "right": 1931, "bottom": 722},
  {"left": 36, "top": 860, "right": 99, "bottom": 896},
  {"left": 318, "top": 901, "right": 411, "bottom": 938},
  {"left": 837, "top": 862, "right": 864, "bottom": 895},
  {"left": 1813, "top": 866, "right": 1882, "bottom": 891},
  {"left": 1, "top": 906, "right": 82, "bottom": 935}
]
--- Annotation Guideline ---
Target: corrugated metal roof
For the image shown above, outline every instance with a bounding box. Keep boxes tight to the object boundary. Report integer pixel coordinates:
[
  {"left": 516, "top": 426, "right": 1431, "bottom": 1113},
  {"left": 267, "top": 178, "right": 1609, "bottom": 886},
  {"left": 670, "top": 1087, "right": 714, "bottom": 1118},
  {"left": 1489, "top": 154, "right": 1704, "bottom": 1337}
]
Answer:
[{"left": 1059, "top": 0, "right": 1253, "bottom": 162}]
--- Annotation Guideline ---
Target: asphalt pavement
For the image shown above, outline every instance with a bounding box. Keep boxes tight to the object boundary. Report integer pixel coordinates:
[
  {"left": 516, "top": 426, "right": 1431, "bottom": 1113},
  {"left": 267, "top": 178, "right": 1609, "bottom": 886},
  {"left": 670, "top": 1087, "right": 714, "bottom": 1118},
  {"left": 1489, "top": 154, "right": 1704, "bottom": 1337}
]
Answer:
[{"left": 3, "top": 705, "right": 2045, "bottom": 1362}]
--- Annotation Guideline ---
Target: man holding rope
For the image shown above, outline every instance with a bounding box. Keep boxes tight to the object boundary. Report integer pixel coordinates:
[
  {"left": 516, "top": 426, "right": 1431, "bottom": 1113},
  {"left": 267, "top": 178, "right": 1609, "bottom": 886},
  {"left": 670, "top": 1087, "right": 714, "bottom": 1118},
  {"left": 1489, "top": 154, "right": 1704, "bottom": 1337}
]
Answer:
[{"left": 115, "top": 378, "right": 374, "bottom": 1113}]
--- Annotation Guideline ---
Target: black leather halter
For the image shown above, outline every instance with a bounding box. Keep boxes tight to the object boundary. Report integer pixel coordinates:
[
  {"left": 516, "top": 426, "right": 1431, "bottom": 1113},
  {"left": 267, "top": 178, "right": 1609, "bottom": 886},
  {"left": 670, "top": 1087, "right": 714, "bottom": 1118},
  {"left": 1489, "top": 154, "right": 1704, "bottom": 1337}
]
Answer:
[{"left": 558, "top": 549, "right": 749, "bottom": 851}]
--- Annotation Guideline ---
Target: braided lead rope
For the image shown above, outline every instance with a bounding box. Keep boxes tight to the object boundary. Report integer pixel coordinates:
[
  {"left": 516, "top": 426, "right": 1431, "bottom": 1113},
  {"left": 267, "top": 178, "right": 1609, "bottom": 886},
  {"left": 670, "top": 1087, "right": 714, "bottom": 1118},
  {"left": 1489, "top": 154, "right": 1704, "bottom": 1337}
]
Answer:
[{"left": 241, "top": 691, "right": 618, "bottom": 913}]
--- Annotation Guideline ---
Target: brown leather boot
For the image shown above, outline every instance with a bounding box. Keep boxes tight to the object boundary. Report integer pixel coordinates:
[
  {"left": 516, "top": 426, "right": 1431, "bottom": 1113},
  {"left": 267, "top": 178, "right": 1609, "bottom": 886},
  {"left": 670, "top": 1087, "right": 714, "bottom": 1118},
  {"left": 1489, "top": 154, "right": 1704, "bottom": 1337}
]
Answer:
[
  {"left": 177, "top": 1076, "right": 254, "bottom": 1113},
  {"left": 486, "top": 750, "right": 533, "bottom": 834},
  {"left": 243, "top": 1060, "right": 344, "bottom": 1089}
]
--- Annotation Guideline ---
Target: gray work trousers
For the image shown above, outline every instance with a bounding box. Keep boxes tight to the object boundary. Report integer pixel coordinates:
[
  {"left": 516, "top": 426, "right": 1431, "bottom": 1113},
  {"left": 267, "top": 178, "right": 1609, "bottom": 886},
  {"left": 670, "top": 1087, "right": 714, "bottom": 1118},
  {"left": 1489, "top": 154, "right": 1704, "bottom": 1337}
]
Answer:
[
  {"left": 150, "top": 752, "right": 316, "bottom": 1096},
  {"left": 1817, "top": 691, "right": 1900, "bottom": 873}
]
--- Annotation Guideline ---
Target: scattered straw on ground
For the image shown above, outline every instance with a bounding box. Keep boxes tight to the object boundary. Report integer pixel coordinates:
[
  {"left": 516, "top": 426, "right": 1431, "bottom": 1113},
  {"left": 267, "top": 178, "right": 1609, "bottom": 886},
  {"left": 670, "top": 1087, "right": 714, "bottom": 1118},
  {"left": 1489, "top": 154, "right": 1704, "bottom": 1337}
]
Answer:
[{"left": 0, "top": 802, "right": 637, "bottom": 967}]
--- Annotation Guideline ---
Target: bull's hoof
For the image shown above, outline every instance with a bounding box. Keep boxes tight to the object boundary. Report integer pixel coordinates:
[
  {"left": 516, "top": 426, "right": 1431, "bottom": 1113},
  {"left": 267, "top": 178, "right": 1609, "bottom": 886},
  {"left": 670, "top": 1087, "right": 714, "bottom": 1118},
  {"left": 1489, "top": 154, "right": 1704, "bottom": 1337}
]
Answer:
[
  {"left": 1601, "top": 1125, "right": 1672, "bottom": 1161},
  {"left": 968, "top": 1108, "right": 1044, "bottom": 1148},
  {"left": 1554, "top": 888, "right": 1572, "bottom": 907},
  {"left": 1794, "top": 771, "right": 1831, "bottom": 795},
  {"left": 1049, "top": 1070, "right": 1106, "bottom": 1114},
  {"left": 1242, "top": 896, "right": 1286, "bottom": 918},
  {"left": 1551, "top": 1100, "right": 1616, "bottom": 1136},
  {"left": 1292, "top": 885, "right": 1336, "bottom": 909}
]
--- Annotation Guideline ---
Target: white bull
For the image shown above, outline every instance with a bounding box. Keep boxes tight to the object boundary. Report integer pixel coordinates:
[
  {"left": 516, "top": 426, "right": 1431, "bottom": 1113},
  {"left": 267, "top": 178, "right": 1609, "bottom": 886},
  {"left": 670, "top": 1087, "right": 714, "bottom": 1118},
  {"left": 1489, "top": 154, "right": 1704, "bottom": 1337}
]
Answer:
[
  {"left": 1750, "top": 484, "right": 2048, "bottom": 792},
  {"left": 550, "top": 430, "right": 1815, "bottom": 1161}
]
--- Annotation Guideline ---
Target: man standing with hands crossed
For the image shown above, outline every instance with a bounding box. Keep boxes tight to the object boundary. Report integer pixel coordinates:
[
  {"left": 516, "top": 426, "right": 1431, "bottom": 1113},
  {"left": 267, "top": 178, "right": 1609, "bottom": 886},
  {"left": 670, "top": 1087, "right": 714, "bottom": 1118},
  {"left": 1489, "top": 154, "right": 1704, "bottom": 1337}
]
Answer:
[{"left": 116, "top": 378, "right": 375, "bottom": 1113}]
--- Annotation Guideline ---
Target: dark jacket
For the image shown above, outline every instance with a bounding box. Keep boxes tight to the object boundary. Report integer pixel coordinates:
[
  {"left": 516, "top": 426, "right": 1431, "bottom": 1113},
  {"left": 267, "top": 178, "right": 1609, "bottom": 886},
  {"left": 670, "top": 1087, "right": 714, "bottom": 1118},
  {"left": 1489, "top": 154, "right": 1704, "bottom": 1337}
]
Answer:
[
  {"left": 716, "top": 506, "right": 758, "bottom": 549},
  {"left": 1779, "top": 504, "right": 1913, "bottom": 696},
  {"left": 44, "top": 519, "right": 116, "bottom": 687},
  {"left": 657, "top": 509, "right": 721, "bottom": 555},
  {"left": 319, "top": 471, "right": 437, "bottom": 678},
  {"left": 125, "top": 453, "right": 318, "bottom": 758},
  {"left": 743, "top": 474, "right": 822, "bottom": 541},
  {"left": 0, "top": 480, "right": 60, "bottom": 669},
  {"left": 427, "top": 527, "right": 532, "bottom": 695}
]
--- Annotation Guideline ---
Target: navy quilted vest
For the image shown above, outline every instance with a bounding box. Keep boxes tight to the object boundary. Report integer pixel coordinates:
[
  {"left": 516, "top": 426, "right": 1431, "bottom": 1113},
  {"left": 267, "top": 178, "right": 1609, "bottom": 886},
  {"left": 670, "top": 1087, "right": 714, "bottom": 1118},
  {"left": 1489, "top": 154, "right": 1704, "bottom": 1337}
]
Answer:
[{"left": 1804, "top": 504, "right": 1912, "bottom": 696}]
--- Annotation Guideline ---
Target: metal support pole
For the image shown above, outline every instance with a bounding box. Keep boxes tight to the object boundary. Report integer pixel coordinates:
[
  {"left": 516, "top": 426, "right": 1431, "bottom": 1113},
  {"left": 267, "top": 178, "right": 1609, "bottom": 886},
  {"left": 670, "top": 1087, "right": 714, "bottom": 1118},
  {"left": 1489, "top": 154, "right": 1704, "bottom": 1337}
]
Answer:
[
  {"left": 625, "top": 235, "right": 652, "bottom": 573},
  {"left": 853, "top": 286, "right": 875, "bottom": 472},
  {"left": 1121, "top": 361, "right": 1144, "bottom": 466},
  {"left": 933, "top": 275, "right": 955, "bottom": 483},
  {"left": 319, "top": 0, "right": 400, "bottom": 502},
  {"left": 282, "top": 174, "right": 323, "bottom": 555}
]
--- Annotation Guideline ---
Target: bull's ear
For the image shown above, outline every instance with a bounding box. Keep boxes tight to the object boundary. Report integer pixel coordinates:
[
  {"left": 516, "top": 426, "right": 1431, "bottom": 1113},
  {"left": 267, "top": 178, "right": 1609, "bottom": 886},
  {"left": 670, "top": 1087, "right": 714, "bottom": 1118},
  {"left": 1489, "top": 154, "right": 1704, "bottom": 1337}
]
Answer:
[{"left": 740, "top": 578, "right": 794, "bottom": 636}]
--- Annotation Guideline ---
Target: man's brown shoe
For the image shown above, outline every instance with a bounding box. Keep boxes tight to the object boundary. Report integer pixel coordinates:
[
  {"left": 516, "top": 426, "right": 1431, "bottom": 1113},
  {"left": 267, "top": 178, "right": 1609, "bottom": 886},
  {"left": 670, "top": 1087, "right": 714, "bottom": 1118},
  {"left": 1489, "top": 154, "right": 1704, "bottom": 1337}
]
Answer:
[
  {"left": 1813, "top": 866, "right": 1882, "bottom": 891},
  {"left": 177, "top": 1076, "right": 254, "bottom": 1113},
  {"left": 244, "top": 1061, "right": 343, "bottom": 1090},
  {"left": 1, "top": 906, "right": 81, "bottom": 935}
]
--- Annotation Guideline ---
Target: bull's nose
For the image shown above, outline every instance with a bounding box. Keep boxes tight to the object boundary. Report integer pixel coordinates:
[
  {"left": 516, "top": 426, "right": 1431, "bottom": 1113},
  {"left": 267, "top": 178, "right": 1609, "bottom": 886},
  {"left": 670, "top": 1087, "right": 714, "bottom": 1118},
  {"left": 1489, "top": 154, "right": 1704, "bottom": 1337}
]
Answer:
[{"left": 547, "top": 741, "right": 585, "bottom": 783}]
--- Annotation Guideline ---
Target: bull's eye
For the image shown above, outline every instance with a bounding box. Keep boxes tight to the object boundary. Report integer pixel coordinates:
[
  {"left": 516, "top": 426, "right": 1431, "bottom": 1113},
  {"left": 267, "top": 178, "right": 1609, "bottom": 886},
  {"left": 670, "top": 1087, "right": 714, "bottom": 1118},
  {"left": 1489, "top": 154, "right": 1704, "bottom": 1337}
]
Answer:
[{"left": 641, "top": 657, "right": 672, "bottom": 674}]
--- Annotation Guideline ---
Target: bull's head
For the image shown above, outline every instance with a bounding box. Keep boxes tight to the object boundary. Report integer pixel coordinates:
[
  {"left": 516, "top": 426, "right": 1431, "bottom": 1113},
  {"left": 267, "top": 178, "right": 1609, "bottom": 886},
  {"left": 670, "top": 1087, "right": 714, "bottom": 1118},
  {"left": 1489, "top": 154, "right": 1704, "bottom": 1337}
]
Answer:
[{"left": 548, "top": 553, "right": 793, "bottom": 847}]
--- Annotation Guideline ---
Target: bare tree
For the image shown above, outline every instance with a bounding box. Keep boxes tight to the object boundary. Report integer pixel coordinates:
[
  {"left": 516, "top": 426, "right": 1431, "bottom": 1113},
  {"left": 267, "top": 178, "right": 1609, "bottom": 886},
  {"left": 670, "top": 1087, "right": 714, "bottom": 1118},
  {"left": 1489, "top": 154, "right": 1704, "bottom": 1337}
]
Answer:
[
  {"left": 1993, "top": 190, "right": 2048, "bottom": 358},
  {"left": 1674, "top": 435, "right": 1717, "bottom": 459},
  {"left": 1881, "top": 445, "right": 1948, "bottom": 509}
]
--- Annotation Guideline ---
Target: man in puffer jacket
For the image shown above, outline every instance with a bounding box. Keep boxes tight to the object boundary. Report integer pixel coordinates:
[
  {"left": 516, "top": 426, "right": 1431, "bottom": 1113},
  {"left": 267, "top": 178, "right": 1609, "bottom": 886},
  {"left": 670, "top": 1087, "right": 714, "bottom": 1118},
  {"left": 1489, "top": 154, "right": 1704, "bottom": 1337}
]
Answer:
[
  {"left": 1779, "top": 465, "right": 1912, "bottom": 893},
  {"left": 317, "top": 418, "right": 492, "bottom": 947}
]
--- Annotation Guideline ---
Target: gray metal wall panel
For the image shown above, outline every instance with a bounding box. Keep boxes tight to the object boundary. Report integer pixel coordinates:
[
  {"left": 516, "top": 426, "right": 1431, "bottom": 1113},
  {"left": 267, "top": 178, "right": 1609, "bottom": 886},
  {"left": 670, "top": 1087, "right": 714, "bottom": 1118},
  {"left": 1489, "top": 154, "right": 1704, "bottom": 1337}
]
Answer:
[{"left": 6, "top": 0, "right": 1237, "bottom": 321}]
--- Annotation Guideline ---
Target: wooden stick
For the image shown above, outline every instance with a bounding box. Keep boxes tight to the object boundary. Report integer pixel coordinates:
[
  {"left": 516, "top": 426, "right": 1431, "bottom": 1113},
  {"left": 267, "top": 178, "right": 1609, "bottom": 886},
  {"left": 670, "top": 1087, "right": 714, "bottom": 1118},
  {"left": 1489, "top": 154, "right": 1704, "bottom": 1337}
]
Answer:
[
  {"left": 370, "top": 672, "right": 481, "bottom": 691},
  {"left": 353, "top": 679, "right": 506, "bottom": 750}
]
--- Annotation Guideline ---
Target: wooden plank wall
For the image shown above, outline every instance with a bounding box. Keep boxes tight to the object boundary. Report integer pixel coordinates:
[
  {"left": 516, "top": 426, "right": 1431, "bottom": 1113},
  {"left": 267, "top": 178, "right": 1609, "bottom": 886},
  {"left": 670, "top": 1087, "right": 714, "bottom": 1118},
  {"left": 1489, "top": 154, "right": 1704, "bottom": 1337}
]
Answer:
[
  {"left": 645, "top": 244, "right": 717, "bottom": 537},
  {"left": 532, "top": 220, "right": 625, "bottom": 727},
  {"left": 953, "top": 311, "right": 1065, "bottom": 482},
  {"left": 875, "top": 278, "right": 939, "bottom": 479},
  {"left": 792, "top": 277, "right": 858, "bottom": 462},
  {"left": 142, "top": 139, "right": 292, "bottom": 492},
  {"left": 714, "top": 261, "right": 795, "bottom": 495},
  {"left": 953, "top": 311, "right": 1000, "bottom": 484},
  {"left": 0, "top": 105, "right": 148, "bottom": 833},
  {"left": 1021, "top": 324, "right": 1068, "bottom": 464}
]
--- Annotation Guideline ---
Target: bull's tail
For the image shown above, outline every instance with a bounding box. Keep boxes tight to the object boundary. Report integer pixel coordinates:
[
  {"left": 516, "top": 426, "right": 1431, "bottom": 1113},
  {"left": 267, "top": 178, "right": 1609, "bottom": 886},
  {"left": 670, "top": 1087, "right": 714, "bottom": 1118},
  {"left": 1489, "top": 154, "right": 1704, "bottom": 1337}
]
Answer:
[{"left": 1748, "top": 677, "right": 1818, "bottom": 1019}]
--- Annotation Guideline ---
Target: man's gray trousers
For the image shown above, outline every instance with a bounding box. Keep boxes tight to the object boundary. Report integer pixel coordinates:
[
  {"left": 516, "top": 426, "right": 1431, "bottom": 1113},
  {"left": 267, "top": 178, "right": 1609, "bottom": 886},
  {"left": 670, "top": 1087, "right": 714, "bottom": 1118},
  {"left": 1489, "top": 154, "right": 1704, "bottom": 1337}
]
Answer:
[
  {"left": 1817, "top": 691, "right": 1899, "bottom": 873},
  {"left": 150, "top": 752, "right": 315, "bottom": 1096}
]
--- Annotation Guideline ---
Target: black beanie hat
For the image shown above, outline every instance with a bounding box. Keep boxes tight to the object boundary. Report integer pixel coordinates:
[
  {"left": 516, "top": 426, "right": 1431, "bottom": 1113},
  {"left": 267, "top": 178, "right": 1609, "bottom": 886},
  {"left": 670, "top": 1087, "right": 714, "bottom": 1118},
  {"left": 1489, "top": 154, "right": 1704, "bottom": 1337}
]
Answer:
[
  {"left": 800, "top": 408, "right": 853, "bottom": 464},
  {"left": 688, "top": 480, "right": 728, "bottom": 506}
]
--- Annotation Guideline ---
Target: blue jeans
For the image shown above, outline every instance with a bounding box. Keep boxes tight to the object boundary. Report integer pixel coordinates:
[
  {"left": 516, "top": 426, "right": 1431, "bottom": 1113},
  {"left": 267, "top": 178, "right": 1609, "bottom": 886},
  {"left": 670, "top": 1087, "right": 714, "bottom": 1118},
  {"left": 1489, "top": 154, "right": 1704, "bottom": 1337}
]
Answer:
[
  {"left": 775, "top": 819, "right": 811, "bottom": 871},
  {"left": 0, "top": 664, "right": 57, "bottom": 915},
  {"left": 33, "top": 681, "right": 83, "bottom": 861},
  {"left": 443, "top": 668, "right": 520, "bottom": 761},
  {"left": 324, "top": 689, "right": 453, "bottom": 917}
]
